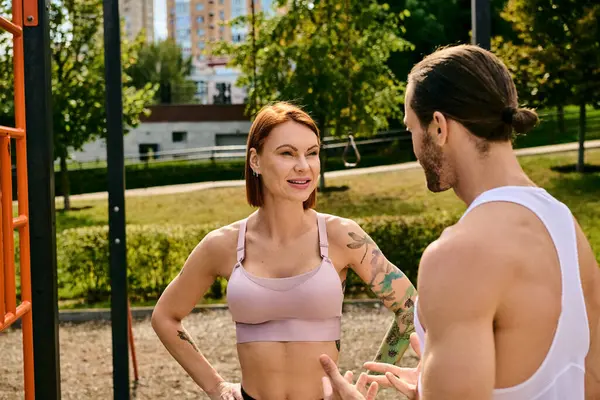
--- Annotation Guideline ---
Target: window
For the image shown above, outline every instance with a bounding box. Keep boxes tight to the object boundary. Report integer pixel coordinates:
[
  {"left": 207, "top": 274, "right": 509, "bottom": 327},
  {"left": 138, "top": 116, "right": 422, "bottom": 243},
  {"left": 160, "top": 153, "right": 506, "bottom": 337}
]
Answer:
[
  {"left": 197, "top": 16, "right": 204, "bottom": 23},
  {"left": 197, "top": 29, "right": 205, "bottom": 36},
  {"left": 219, "top": 0, "right": 224, "bottom": 4},
  {"left": 213, "top": 82, "right": 232, "bottom": 104},
  {"left": 219, "top": 10, "right": 225, "bottom": 20},
  {"left": 197, "top": 41, "right": 205, "bottom": 49},
  {"left": 219, "top": 25, "right": 225, "bottom": 33},
  {"left": 196, "top": 3, "right": 204, "bottom": 11},
  {"left": 172, "top": 131, "right": 188, "bottom": 143}
]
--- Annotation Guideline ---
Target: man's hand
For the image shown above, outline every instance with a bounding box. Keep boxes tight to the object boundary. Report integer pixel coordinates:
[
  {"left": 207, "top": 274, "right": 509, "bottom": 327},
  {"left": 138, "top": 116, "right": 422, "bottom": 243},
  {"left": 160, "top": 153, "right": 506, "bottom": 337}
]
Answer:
[
  {"left": 320, "top": 355, "right": 379, "bottom": 400},
  {"left": 363, "top": 332, "right": 421, "bottom": 399}
]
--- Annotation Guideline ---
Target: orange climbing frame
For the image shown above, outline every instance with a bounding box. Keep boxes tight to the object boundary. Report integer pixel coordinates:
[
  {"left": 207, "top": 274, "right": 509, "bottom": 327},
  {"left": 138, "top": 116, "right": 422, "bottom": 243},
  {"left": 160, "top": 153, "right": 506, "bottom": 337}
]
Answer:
[{"left": 0, "top": 0, "right": 35, "bottom": 398}]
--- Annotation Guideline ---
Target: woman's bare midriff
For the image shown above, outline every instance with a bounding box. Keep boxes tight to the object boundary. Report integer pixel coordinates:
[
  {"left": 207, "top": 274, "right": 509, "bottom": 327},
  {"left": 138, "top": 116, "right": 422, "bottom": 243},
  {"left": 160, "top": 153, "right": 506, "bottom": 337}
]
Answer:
[{"left": 237, "top": 341, "right": 339, "bottom": 400}]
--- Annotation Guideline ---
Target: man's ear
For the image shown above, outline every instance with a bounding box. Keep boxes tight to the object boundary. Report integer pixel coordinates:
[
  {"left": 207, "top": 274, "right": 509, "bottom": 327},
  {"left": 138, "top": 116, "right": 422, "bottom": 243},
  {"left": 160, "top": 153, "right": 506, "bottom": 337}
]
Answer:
[{"left": 432, "top": 111, "right": 449, "bottom": 146}]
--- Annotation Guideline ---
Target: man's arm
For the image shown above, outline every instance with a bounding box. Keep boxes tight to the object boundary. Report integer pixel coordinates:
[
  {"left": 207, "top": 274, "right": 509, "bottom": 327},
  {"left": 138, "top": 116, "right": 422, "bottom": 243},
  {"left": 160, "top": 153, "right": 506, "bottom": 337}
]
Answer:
[
  {"left": 339, "top": 219, "right": 417, "bottom": 365},
  {"left": 417, "top": 235, "right": 500, "bottom": 399}
]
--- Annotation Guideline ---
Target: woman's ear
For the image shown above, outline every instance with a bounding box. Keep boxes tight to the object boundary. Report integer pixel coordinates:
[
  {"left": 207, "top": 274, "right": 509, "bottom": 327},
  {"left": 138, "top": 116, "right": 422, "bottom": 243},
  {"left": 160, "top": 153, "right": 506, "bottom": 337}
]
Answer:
[{"left": 249, "top": 148, "right": 260, "bottom": 174}]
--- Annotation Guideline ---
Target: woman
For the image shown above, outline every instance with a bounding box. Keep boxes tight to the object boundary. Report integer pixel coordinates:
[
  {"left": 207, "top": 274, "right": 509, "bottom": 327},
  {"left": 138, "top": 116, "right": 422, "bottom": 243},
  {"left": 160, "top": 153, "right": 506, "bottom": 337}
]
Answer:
[{"left": 151, "top": 102, "right": 416, "bottom": 400}]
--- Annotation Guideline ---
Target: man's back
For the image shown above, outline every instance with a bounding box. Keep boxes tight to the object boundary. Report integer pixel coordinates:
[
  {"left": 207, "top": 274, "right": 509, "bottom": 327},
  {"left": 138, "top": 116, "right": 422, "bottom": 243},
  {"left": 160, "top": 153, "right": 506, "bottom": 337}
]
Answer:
[{"left": 415, "top": 186, "right": 600, "bottom": 399}]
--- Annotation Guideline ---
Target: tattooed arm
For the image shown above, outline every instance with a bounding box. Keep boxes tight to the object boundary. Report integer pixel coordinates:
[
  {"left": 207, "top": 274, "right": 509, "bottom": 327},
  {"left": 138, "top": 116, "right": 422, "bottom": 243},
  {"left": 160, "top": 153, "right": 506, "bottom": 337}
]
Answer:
[
  {"left": 151, "top": 228, "right": 236, "bottom": 398},
  {"left": 334, "top": 218, "right": 417, "bottom": 366}
]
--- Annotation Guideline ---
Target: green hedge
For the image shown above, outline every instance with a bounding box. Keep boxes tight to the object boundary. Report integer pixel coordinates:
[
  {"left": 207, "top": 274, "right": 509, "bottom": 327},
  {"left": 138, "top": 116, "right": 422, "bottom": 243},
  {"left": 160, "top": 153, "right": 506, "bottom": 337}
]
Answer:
[{"left": 56, "top": 213, "right": 459, "bottom": 304}]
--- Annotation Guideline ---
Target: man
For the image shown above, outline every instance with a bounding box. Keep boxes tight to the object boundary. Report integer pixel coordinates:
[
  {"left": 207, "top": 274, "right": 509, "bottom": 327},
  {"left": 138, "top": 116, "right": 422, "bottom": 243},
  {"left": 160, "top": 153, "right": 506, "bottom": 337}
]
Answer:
[{"left": 320, "top": 45, "right": 600, "bottom": 399}]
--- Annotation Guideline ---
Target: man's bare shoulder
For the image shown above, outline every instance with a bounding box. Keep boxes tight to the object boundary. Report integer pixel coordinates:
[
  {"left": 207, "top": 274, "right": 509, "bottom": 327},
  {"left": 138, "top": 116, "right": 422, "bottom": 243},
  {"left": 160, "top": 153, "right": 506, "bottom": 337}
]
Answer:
[{"left": 417, "top": 207, "right": 517, "bottom": 324}]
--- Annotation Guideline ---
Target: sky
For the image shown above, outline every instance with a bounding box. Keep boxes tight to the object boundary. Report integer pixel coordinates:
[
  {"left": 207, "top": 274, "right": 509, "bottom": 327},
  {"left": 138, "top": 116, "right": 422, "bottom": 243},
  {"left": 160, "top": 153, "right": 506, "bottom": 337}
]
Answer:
[{"left": 154, "top": 0, "right": 168, "bottom": 41}]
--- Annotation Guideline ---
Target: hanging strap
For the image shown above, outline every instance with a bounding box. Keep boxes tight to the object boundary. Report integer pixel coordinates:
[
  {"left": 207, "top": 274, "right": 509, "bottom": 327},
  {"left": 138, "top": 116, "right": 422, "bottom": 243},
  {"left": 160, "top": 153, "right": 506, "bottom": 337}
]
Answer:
[
  {"left": 237, "top": 219, "right": 247, "bottom": 263},
  {"left": 317, "top": 213, "right": 329, "bottom": 258}
]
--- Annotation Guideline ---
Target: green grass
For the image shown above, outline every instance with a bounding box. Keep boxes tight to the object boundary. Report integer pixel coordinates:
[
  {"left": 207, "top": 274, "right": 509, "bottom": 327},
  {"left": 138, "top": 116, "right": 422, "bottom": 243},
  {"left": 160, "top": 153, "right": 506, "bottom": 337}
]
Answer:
[
  {"left": 514, "top": 106, "right": 600, "bottom": 148},
  {"left": 48, "top": 149, "right": 600, "bottom": 309},
  {"left": 54, "top": 149, "right": 600, "bottom": 255}
]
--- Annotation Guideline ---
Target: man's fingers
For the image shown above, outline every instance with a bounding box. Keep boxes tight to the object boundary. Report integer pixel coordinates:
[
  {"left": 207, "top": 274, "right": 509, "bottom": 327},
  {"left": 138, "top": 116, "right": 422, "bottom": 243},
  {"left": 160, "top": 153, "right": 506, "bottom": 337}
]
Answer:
[
  {"left": 385, "top": 372, "right": 416, "bottom": 398},
  {"left": 322, "top": 376, "right": 334, "bottom": 400},
  {"left": 320, "top": 355, "right": 351, "bottom": 391},
  {"left": 366, "top": 382, "right": 379, "bottom": 400},
  {"left": 355, "top": 373, "right": 369, "bottom": 396},
  {"left": 344, "top": 370, "right": 354, "bottom": 384},
  {"left": 363, "top": 374, "right": 393, "bottom": 388},
  {"left": 363, "top": 361, "right": 402, "bottom": 375}
]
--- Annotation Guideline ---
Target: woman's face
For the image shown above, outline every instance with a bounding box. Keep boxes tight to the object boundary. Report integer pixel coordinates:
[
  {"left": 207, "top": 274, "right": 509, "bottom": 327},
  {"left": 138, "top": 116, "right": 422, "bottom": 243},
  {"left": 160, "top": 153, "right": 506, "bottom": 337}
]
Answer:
[{"left": 250, "top": 120, "right": 321, "bottom": 205}]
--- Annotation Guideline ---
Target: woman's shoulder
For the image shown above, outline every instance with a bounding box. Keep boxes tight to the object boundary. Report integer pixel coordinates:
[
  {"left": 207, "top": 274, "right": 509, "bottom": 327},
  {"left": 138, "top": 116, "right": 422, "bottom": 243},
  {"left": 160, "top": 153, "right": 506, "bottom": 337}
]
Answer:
[
  {"left": 199, "top": 217, "right": 248, "bottom": 256},
  {"left": 317, "top": 212, "right": 363, "bottom": 246}
]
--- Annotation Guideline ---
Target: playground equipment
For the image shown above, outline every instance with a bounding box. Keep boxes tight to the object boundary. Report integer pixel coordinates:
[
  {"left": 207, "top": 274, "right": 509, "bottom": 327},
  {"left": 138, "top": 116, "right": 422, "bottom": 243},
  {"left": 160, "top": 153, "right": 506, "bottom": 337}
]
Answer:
[
  {"left": 1, "top": 0, "right": 491, "bottom": 398},
  {"left": 0, "top": 0, "right": 34, "bottom": 399}
]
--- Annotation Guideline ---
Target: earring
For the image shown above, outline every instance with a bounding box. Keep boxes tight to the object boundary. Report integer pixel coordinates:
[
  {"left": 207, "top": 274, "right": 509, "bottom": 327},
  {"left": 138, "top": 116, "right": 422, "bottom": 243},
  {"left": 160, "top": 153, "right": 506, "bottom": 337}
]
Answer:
[{"left": 253, "top": 170, "right": 259, "bottom": 177}]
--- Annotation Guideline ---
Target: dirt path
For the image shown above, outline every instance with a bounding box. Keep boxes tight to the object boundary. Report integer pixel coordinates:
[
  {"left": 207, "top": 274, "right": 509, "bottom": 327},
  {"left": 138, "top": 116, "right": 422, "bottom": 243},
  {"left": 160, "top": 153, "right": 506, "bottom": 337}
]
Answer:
[{"left": 0, "top": 306, "right": 416, "bottom": 399}]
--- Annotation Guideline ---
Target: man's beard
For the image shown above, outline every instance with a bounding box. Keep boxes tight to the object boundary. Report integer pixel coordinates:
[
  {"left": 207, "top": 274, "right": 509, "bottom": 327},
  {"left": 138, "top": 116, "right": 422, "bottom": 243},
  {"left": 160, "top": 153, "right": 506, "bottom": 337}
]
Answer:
[{"left": 419, "top": 133, "right": 446, "bottom": 193}]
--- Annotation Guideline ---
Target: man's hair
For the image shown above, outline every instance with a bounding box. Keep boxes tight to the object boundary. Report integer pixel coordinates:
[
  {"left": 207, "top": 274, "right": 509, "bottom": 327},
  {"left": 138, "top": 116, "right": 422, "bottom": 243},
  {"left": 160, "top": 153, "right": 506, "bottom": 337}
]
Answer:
[{"left": 408, "top": 44, "right": 539, "bottom": 143}]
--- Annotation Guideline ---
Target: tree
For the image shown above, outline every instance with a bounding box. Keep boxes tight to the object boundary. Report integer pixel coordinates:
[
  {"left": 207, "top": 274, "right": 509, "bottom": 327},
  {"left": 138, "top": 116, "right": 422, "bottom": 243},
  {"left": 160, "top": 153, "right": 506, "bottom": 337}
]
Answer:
[
  {"left": 216, "top": 0, "right": 412, "bottom": 190},
  {"left": 380, "top": 0, "right": 514, "bottom": 110},
  {"left": 0, "top": 0, "right": 156, "bottom": 209},
  {"left": 127, "top": 38, "right": 197, "bottom": 105},
  {"left": 493, "top": 0, "right": 600, "bottom": 171}
]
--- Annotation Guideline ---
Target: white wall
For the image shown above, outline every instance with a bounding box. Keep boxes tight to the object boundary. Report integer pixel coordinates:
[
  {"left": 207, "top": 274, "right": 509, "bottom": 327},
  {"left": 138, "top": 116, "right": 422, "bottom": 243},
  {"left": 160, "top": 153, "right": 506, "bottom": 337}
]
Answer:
[{"left": 70, "top": 120, "right": 252, "bottom": 163}]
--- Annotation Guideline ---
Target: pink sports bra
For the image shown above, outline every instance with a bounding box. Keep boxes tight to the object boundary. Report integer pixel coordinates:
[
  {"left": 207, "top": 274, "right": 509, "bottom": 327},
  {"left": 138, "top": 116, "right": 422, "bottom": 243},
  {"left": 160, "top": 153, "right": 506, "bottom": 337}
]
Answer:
[{"left": 226, "top": 213, "right": 344, "bottom": 344}]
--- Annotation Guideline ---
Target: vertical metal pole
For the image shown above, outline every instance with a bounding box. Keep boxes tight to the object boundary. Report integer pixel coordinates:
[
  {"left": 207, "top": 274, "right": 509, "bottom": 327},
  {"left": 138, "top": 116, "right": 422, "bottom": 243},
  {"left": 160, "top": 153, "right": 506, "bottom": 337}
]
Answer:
[
  {"left": 471, "top": 0, "right": 490, "bottom": 50},
  {"left": 23, "top": 0, "right": 61, "bottom": 398},
  {"left": 102, "top": 0, "right": 129, "bottom": 398},
  {"left": 250, "top": 0, "right": 257, "bottom": 110}
]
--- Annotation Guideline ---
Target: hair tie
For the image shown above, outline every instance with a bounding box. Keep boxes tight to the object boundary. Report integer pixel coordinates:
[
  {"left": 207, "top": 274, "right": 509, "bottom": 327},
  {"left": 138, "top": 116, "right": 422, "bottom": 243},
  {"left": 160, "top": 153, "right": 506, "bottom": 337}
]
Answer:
[{"left": 502, "top": 107, "right": 516, "bottom": 124}]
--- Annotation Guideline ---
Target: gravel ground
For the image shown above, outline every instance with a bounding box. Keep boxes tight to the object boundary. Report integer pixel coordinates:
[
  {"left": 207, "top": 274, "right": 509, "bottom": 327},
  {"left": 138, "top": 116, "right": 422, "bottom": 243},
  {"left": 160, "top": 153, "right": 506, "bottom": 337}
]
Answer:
[{"left": 0, "top": 305, "right": 417, "bottom": 400}]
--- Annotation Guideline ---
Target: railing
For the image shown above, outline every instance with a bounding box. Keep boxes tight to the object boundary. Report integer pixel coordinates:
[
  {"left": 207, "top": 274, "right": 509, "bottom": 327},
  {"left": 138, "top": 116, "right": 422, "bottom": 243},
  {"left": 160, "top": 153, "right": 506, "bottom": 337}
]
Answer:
[{"left": 61, "top": 129, "right": 412, "bottom": 168}]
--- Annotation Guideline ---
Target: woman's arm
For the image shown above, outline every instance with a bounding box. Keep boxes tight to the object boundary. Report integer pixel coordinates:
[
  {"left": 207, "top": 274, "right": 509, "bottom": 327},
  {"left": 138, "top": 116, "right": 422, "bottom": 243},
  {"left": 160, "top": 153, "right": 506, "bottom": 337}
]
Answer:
[
  {"left": 335, "top": 218, "right": 417, "bottom": 366},
  {"left": 151, "top": 229, "right": 233, "bottom": 398}
]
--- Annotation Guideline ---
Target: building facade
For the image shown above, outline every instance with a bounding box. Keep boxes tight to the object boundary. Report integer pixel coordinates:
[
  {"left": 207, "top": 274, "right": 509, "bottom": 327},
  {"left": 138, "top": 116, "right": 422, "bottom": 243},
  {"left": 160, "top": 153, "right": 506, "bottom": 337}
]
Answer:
[
  {"left": 69, "top": 105, "right": 252, "bottom": 163},
  {"left": 166, "top": 0, "right": 273, "bottom": 104},
  {"left": 120, "top": 0, "right": 155, "bottom": 43}
]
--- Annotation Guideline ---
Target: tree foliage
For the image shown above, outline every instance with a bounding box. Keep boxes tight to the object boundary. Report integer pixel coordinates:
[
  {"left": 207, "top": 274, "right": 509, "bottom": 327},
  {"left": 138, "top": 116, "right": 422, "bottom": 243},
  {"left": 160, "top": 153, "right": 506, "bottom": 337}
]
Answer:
[
  {"left": 216, "top": 0, "right": 411, "bottom": 139},
  {"left": 0, "top": 0, "right": 156, "bottom": 208},
  {"left": 492, "top": 0, "right": 600, "bottom": 170},
  {"left": 127, "top": 38, "right": 197, "bottom": 104}
]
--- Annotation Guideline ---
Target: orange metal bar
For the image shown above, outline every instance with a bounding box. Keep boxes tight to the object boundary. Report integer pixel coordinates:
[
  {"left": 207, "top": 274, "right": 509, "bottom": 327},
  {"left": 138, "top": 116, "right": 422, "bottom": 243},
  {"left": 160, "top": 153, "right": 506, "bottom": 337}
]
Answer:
[
  {"left": 0, "top": 189, "right": 4, "bottom": 320},
  {"left": 1, "top": 301, "right": 31, "bottom": 330},
  {"left": 0, "top": 0, "right": 36, "bottom": 397},
  {"left": 0, "top": 126, "right": 25, "bottom": 138},
  {"left": 0, "top": 16, "right": 21, "bottom": 36},
  {"left": 12, "top": 215, "right": 27, "bottom": 229},
  {"left": 127, "top": 301, "right": 140, "bottom": 381},
  {"left": 0, "top": 136, "right": 15, "bottom": 316},
  {"left": 23, "top": 0, "right": 38, "bottom": 27}
]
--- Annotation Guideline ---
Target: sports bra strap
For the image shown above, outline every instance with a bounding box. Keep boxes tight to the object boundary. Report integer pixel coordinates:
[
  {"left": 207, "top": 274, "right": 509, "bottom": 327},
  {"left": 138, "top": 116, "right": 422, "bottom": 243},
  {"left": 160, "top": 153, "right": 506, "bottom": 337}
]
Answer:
[
  {"left": 237, "top": 219, "right": 247, "bottom": 262},
  {"left": 317, "top": 213, "right": 329, "bottom": 258}
]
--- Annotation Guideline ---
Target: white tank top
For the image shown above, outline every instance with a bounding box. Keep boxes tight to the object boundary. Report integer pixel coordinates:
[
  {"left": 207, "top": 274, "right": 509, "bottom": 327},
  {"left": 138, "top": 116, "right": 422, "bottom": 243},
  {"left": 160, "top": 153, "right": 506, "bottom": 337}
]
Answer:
[{"left": 413, "top": 186, "right": 590, "bottom": 399}]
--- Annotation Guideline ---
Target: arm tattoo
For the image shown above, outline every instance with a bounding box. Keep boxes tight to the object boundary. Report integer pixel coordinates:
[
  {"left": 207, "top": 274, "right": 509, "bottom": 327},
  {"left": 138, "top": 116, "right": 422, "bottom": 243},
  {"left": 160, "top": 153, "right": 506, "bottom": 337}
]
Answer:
[
  {"left": 346, "top": 232, "right": 375, "bottom": 263},
  {"left": 371, "top": 286, "right": 416, "bottom": 368},
  {"left": 177, "top": 329, "right": 200, "bottom": 352},
  {"left": 369, "top": 248, "right": 404, "bottom": 299}
]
